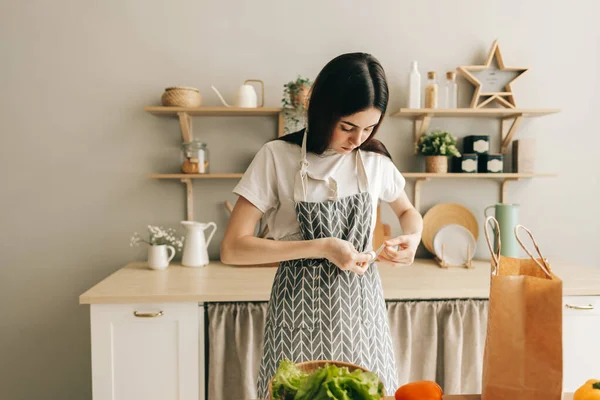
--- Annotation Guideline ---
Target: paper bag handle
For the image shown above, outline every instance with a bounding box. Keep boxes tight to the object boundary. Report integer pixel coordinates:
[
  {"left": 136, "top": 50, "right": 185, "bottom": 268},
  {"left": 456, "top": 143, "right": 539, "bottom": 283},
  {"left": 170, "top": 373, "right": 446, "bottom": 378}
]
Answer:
[
  {"left": 484, "top": 216, "right": 501, "bottom": 274},
  {"left": 514, "top": 224, "right": 552, "bottom": 277}
]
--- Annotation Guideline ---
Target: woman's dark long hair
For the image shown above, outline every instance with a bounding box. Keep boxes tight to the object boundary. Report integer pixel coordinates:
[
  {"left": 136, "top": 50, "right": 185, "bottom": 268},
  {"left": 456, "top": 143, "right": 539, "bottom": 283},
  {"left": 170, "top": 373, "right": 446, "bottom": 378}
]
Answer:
[{"left": 278, "top": 52, "right": 392, "bottom": 159}]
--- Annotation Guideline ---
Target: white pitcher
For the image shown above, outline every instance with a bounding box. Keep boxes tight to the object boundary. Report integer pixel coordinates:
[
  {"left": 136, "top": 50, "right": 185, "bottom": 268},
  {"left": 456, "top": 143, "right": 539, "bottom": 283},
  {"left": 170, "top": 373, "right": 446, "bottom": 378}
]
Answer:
[
  {"left": 181, "top": 221, "right": 217, "bottom": 267},
  {"left": 147, "top": 244, "right": 176, "bottom": 270}
]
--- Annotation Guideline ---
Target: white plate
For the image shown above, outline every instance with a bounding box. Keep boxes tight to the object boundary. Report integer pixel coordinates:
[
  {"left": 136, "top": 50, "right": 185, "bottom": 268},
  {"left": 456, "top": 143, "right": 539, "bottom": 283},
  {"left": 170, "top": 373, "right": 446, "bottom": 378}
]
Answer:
[{"left": 433, "top": 224, "right": 477, "bottom": 266}]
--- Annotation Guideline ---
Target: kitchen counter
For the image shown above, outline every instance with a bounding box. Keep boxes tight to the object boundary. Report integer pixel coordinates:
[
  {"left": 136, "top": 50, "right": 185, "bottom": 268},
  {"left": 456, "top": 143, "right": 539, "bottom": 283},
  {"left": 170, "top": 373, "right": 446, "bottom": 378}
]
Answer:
[
  {"left": 81, "top": 259, "right": 593, "bottom": 399},
  {"left": 79, "top": 258, "right": 600, "bottom": 304}
]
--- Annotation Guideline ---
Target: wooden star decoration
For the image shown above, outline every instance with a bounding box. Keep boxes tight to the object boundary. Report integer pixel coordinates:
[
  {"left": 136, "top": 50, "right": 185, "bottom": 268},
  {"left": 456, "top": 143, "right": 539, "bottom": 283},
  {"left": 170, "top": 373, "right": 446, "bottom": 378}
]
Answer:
[{"left": 458, "top": 40, "right": 529, "bottom": 109}]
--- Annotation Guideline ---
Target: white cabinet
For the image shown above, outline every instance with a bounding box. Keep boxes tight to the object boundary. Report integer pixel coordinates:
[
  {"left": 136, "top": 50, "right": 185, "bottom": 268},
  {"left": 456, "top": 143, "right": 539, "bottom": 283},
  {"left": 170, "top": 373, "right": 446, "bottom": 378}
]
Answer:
[
  {"left": 90, "top": 302, "right": 203, "bottom": 400},
  {"left": 563, "top": 296, "right": 600, "bottom": 392}
]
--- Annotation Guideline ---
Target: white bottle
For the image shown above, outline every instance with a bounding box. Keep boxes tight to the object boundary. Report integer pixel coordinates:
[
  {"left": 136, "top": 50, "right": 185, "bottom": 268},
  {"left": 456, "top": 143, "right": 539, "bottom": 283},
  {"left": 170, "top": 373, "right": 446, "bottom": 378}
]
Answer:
[{"left": 408, "top": 61, "right": 421, "bottom": 109}]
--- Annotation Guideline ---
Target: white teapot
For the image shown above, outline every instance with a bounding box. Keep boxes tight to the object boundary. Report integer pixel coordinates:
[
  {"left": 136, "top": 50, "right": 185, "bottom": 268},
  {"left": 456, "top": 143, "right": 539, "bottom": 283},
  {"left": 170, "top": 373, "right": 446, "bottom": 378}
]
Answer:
[
  {"left": 211, "top": 79, "right": 264, "bottom": 108},
  {"left": 180, "top": 221, "right": 217, "bottom": 267}
]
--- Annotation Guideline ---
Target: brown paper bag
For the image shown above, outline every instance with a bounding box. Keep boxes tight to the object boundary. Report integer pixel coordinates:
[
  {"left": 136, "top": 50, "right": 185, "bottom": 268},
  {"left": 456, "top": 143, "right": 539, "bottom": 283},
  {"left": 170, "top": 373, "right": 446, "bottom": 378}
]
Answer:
[{"left": 482, "top": 216, "right": 563, "bottom": 400}]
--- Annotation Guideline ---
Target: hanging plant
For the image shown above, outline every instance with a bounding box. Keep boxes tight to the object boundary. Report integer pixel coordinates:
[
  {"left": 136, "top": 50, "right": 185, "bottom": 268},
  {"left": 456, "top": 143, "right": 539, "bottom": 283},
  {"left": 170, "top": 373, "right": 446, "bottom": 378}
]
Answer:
[{"left": 281, "top": 75, "right": 312, "bottom": 135}]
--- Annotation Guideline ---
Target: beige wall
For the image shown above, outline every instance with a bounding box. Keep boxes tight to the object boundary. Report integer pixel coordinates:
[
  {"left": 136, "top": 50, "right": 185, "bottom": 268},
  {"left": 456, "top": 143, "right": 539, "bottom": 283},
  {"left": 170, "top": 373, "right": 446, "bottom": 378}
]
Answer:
[{"left": 1, "top": 0, "right": 598, "bottom": 398}]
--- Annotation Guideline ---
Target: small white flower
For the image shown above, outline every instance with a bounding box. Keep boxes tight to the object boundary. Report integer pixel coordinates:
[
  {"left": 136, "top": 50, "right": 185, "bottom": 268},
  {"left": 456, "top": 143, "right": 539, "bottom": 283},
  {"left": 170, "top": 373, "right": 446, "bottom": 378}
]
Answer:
[{"left": 130, "top": 225, "right": 185, "bottom": 252}]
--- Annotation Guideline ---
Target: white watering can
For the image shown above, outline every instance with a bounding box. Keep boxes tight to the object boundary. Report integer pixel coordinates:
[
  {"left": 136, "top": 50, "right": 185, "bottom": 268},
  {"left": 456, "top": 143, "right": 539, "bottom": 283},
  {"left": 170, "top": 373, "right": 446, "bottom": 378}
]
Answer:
[
  {"left": 211, "top": 79, "right": 264, "bottom": 108},
  {"left": 181, "top": 221, "right": 217, "bottom": 267}
]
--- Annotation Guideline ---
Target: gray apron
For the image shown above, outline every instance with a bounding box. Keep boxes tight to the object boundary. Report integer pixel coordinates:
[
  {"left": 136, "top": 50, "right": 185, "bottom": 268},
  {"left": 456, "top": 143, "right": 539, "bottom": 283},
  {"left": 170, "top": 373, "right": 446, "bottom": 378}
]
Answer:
[{"left": 256, "top": 131, "right": 398, "bottom": 399}]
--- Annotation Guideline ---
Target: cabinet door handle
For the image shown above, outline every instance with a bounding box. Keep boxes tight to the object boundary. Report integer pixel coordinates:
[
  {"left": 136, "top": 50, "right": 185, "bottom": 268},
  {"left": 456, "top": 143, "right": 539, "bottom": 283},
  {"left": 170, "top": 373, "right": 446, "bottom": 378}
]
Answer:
[
  {"left": 133, "top": 310, "right": 164, "bottom": 318},
  {"left": 565, "top": 303, "right": 594, "bottom": 310}
]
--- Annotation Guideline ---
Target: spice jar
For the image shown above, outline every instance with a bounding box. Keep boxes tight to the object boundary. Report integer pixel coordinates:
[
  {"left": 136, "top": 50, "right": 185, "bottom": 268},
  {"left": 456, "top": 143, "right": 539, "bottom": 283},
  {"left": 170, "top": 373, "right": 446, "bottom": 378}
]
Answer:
[
  {"left": 425, "top": 71, "right": 438, "bottom": 108},
  {"left": 181, "top": 140, "right": 209, "bottom": 174}
]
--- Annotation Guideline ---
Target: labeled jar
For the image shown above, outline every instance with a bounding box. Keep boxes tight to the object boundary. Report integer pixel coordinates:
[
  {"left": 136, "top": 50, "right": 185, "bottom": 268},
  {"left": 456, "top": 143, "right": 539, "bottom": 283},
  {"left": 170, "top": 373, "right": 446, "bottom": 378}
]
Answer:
[{"left": 181, "top": 140, "right": 209, "bottom": 174}]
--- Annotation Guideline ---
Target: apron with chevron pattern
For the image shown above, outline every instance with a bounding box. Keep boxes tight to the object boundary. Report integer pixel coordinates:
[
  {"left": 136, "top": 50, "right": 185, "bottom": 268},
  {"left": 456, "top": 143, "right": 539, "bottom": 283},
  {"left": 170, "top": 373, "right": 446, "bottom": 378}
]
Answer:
[{"left": 256, "top": 130, "right": 398, "bottom": 399}]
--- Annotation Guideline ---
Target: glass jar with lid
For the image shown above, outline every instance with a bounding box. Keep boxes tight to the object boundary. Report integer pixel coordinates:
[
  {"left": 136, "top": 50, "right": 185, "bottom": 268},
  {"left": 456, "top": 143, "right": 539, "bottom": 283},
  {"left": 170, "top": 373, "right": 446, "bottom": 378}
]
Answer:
[{"left": 181, "top": 140, "right": 209, "bottom": 174}]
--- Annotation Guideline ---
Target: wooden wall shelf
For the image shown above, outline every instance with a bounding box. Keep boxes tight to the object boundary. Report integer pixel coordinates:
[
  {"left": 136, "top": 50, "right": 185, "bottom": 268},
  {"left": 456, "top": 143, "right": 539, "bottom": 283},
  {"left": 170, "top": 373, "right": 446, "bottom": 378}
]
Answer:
[
  {"left": 404, "top": 172, "right": 556, "bottom": 211},
  {"left": 143, "top": 104, "right": 558, "bottom": 222},
  {"left": 403, "top": 172, "right": 555, "bottom": 179},
  {"left": 148, "top": 171, "right": 555, "bottom": 214},
  {"left": 148, "top": 174, "right": 243, "bottom": 221},
  {"left": 149, "top": 172, "right": 554, "bottom": 180},
  {"left": 391, "top": 108, "right": 560, "bottom": 155},
  {"left": 391, "top": 108, "right": 560, "bottom": 118},
  {"left": 149, "top": 173, "right": 244, "bottom": 179},
  {"left": 144, "top": 106, "right": 285, "bottom": 143},
  {"left": 144, "top": 106, "right": 283, "bottom": 116},
  {"left": 145, "top": 106, "right": 285, "bottom": 220}
]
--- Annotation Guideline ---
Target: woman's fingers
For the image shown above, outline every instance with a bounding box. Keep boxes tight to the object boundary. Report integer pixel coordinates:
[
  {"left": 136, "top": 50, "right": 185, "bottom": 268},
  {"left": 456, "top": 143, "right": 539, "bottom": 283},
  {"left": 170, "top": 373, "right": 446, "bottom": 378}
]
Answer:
[
  {"left": 351, "top": 262, "right": 368, "bottom": 275},
  {"left": 355, "top": 252, "right": 372, "bottom": 264},
  {"left": 377, "top": 246, "right": 415, "bottom": 265},
  {"left": 348, "top": 252, "right": 372, "bottom": 275}
]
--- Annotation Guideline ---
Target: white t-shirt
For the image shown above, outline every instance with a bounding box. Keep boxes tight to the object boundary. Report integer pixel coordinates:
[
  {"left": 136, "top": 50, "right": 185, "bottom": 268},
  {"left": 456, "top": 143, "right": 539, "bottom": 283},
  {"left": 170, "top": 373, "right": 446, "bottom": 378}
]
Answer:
[{"left": 233, "top": 140, "right": 406, "bottom": 244}]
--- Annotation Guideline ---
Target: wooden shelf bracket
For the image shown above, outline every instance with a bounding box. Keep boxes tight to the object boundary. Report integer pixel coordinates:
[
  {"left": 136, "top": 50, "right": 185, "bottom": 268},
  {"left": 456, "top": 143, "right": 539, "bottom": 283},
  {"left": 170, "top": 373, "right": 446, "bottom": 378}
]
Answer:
[
  {"left": 178, "top": 110, "right": 284, "bottom": 141},
  {"left": 181, "top": 178, "right": 194, "bottom": 221},
  {"left": 413, "top": 178, "right": 430, "bottom": 212},
  {"left": 403, "top": 174, "right": 549, "bottom": 209},
  {"left": 414, "top": 115, "right": 433, "bottom": 153},
  {"left": 500, "top": 114, "right": 523, "bottom": 154},
  {"left": 500, "top": 178, "right": 520, "bottom": 204},
  {"left": 178, "top": 112, "right": 193, "bottom": 142}
]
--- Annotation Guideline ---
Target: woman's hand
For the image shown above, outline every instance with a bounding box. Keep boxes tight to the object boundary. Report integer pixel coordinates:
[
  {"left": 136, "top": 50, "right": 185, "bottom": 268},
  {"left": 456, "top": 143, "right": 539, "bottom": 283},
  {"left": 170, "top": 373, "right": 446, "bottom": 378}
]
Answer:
[
  {"left": 377, "top": 232, "right": 421, "bottom": 266},
  {"left": 383, "top": 191, "right": 423, "bottom": 267},
  {"left": 323, "top": 238, "right": 373, "bottom": 275}
]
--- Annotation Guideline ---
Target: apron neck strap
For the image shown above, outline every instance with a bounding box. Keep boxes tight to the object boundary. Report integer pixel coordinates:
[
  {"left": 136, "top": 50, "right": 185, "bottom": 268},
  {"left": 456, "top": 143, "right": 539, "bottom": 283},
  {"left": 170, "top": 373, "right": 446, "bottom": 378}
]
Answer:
[
  {"left": 300, "top": 128, "right": 308, "bottom": 161},
  {"left": 293, "top": 129, "right": 369, "bottom": 202}
]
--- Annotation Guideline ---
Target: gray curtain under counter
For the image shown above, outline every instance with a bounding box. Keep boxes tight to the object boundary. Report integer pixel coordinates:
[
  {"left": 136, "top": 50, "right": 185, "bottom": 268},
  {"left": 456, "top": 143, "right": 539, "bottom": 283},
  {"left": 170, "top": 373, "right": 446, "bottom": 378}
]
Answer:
[{"left": 207, "top": 299, "right": 489, "bottom": 400}]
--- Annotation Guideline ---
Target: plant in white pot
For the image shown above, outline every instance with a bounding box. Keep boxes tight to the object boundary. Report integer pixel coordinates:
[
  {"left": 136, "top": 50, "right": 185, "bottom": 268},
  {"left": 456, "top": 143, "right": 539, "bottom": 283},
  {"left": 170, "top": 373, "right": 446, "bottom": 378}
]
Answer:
[
  {"left": 282, "top": 75, "right": 312, "bottom": 135},
  {"left": 416, "top": 130, "right": 461, "bottom": 173},
  {"left": 130, "top": 225, "right": 184, "bottom": 270}
]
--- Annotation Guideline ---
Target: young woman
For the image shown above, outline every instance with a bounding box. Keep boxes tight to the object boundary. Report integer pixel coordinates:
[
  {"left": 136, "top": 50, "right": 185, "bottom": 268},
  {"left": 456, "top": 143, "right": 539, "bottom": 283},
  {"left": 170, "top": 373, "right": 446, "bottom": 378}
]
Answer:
[{"left": 221, "top": 52, "right": 423, "bottom": 398}]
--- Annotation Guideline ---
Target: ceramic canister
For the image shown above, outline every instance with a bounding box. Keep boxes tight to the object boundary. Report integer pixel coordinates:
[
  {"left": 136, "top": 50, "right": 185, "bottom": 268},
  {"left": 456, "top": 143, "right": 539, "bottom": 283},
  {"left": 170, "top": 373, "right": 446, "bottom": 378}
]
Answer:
[
  {"left": 478, "top": 153, "right": 504, "bottom": 173},
  {"left": 459, "top": 154, "right": 478, "bottom": 173},
  {"left": 464, "top": 135, "right": 490, "bottom": 155},
  {"left": 484, "top": 203, "right": 520, "bottom": 257}
]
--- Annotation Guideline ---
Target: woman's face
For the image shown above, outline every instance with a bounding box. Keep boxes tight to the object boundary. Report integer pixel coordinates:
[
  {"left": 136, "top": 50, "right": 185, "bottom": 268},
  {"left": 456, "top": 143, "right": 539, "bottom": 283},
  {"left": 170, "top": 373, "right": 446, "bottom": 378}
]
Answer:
[{"left": 329, "top": 107, "right": 382, "bottom": 154}]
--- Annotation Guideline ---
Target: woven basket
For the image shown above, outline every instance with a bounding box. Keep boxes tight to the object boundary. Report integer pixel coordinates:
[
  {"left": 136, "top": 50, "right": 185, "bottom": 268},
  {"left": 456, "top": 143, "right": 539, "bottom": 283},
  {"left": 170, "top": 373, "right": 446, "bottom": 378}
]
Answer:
[
  {"left": 425, "top": 155, "right": 448, "bottom": 173},
  {"left": 267, "top": 360, "right": 385, "bottom": 399},
  {"left": 161, "top": 86, "right": 202, "bottom": 107}
]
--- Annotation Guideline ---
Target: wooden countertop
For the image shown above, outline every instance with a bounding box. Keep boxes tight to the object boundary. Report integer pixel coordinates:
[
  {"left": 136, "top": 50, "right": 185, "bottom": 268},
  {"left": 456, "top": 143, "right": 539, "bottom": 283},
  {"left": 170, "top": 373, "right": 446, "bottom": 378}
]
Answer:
[{"left": 79, "top": 258, "right": 600, "bottom": 304}]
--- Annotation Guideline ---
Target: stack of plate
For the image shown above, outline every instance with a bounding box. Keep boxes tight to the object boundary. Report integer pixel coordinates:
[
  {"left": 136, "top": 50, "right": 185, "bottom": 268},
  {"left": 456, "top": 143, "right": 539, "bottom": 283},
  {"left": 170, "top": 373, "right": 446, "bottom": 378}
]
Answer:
[{"left": 422, "top": 203, "right": 478, "bottom": 267}]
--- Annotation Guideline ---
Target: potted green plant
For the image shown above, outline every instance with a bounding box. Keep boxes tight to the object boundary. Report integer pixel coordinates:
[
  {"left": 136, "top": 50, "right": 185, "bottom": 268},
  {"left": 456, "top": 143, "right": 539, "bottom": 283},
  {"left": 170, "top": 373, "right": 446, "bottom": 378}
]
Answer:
[
  {"left": 415, "top": 130, "right": 461, "bottom": 173},
  {"left": 282, "top": 75, "right": 312, "bottom": 134}
]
